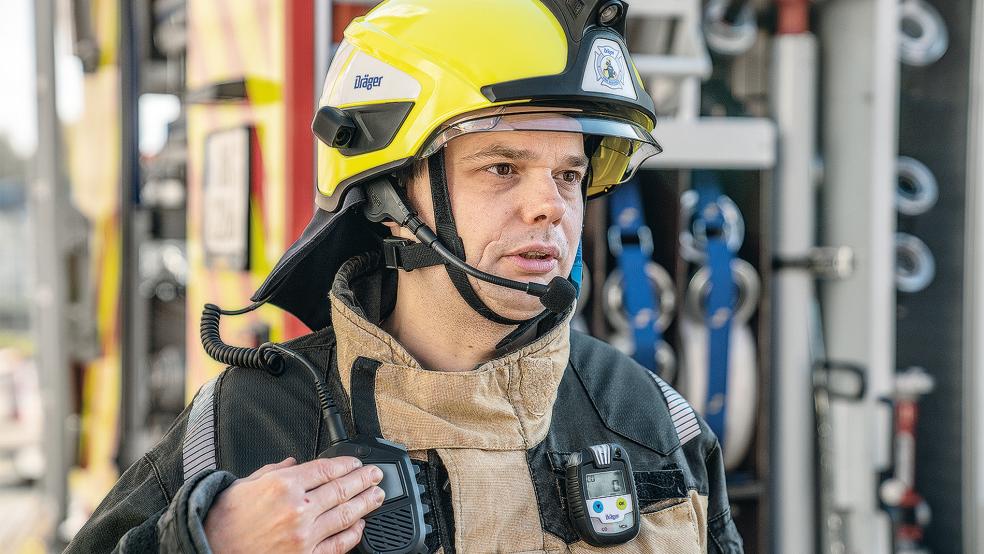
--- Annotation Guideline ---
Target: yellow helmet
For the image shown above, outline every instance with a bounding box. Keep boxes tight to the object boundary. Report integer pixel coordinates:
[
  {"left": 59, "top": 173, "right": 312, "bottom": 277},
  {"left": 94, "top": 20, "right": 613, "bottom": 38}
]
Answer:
[
  {"left": 252, "top": 0, "right": 661, "bottom": 330},
  {"left": 312, "top": 0, "right": 661, "bottom": 212}
]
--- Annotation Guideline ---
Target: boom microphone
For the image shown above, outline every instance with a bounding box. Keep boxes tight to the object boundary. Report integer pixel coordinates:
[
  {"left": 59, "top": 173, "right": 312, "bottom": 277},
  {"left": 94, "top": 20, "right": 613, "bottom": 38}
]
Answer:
[
  {"left": 409, "top": 218, "right": 577, "bottom": 315},
  {"left": 362, "top": 178, "right": 578, "bottom": 315}
]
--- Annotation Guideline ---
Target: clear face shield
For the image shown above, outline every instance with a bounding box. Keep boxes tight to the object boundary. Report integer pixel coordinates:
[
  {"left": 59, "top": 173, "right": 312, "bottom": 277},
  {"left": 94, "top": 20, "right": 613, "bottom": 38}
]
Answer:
[{"left": 418, "top": 106, "right": 662, "bottom": 198}]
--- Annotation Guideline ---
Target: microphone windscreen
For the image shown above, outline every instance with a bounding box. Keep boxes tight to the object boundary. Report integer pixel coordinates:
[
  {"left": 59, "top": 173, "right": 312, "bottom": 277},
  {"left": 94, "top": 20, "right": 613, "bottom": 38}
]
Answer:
[{"left": 540, "top": 276, "right": 577, "bottom": 314}]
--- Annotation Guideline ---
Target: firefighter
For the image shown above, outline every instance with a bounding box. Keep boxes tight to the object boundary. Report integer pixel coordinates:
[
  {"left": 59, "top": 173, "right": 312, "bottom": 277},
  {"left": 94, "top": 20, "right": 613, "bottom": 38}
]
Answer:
[{"left": 67, "top": 1, "right": 742, "bottom": 552}]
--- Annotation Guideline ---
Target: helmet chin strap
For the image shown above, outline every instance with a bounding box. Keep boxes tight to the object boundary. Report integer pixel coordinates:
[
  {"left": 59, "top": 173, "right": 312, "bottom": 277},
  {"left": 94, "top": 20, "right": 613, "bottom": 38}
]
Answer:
[{"left": 427, "top": 151, "right": 529, "bottom": 326}]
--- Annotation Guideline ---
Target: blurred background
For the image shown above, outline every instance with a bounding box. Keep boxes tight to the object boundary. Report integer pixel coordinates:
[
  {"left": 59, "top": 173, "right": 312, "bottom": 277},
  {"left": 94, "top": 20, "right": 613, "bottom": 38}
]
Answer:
[{"left": 2, "top": 0, "right": 983, "bottom": 552}]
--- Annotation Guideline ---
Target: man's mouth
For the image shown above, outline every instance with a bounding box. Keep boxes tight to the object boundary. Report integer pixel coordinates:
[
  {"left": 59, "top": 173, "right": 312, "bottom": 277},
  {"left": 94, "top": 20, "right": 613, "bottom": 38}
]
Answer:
[{"left": 506, "top": 245, "right": 561, "bottom": 274}]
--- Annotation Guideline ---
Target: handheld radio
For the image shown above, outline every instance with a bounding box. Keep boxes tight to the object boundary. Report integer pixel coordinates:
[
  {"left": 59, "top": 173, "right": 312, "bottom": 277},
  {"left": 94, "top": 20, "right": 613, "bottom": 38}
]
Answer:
[
  {"left": 259, "top": 343, "right": 430, "bottom": 554},
  {"left": 319, "top": 438, "right": 430, "bottom": 554},
  {"left": 565, "top": 443, "right": 640, "bottom": 546}
]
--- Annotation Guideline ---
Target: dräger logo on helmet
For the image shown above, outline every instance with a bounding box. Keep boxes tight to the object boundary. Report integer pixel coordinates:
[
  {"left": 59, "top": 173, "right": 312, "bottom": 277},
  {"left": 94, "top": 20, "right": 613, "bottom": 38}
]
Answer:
[
  {"left": 354, "top": 74, "right": 384, "bottom": 91},
  {"left": 328, "top": 51, "right": 422, "bottom": 106}
]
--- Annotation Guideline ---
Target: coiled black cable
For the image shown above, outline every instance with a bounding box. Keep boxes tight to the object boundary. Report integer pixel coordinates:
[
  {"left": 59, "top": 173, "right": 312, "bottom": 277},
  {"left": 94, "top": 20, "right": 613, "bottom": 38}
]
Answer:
[
  {"left": 200, "top": 303, "right": 280, "bottom": 372},
  {"left": 199, "top": 302, "right": 348, "bottom": 443}
]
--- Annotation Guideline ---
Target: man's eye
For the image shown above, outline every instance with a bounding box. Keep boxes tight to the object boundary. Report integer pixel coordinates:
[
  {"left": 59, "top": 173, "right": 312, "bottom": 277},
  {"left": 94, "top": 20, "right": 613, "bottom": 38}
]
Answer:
[
  {"left": 559, "top": 170, "right": 582, "bottom": 183},
  {"left": 486, "top": 163, "right": 515, "bottom": 177}
]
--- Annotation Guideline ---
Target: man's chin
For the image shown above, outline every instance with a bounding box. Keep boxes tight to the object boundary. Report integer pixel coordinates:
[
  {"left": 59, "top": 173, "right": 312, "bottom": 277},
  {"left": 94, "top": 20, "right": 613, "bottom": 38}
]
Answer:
[{"left": 479, "top": 288, "right": 554, "bottom": 322}]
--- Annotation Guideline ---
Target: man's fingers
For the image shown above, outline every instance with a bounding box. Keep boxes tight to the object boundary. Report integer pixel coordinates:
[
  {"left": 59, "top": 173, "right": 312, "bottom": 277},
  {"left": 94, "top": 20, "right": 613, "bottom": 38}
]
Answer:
[
  {"left": 313, "top": 519, "right": 366, "bottom": 554},
  {"left": 307, "top": 465, "right": 383, "bottom": 513},
  {"left": 243, "top": 457, "right": 296, "bottom": 482},
  {"left": 312, "top": 486, "right": 386, "bottom": 543},
  {"left": 280, "top": 456, "right": 363, "bottom": 490}
]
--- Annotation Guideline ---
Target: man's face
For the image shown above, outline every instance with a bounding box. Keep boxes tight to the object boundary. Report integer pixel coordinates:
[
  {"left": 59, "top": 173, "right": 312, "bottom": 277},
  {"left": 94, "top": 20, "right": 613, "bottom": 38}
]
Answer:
[{"left": 406, "top": 129, "right": 587, "bottom": 321}]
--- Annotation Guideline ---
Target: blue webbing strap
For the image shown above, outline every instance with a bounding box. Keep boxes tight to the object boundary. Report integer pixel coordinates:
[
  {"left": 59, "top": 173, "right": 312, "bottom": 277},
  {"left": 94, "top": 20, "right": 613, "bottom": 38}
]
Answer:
[
  {"left": 693, "top": 171, "right": 736, "bottom": 449},
  {"left": 570, "top": 242, "right": 584, "bottom": 297},
  {"left": 609, "top": 178, "right": 662, "bottom": 374}
]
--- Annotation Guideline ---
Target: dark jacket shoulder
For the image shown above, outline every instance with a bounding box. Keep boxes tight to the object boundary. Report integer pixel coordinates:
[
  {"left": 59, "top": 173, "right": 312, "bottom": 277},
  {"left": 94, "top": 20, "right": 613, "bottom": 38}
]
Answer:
[
  {"left": 566, "top": 330, "right": 718, "bottom": 459},
  {"left": 211, "top": 327, "right": 343, "bottom": 477}
]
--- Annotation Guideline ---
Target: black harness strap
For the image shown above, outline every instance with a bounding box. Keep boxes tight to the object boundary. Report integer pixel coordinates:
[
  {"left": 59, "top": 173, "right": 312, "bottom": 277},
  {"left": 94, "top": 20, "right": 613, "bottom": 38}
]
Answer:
[
  {"left": 350, "top": 356, "right": 383, "bottom": 437},
  {"left": 382, "top": 238, "right": 446, "bottom": 271}
]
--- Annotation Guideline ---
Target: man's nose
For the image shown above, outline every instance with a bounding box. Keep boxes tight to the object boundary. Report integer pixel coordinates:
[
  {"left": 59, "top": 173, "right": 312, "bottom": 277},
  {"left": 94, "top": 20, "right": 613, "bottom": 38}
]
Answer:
[{"left": 520, "top": 171, "right": 567, "bottom": 225}]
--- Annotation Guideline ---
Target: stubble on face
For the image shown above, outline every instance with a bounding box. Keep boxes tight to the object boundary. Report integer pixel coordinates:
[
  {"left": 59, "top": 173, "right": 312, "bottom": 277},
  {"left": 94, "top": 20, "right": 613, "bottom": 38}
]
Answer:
[{"left": 442, "top": 131, "right": 585, "bottom": 321}]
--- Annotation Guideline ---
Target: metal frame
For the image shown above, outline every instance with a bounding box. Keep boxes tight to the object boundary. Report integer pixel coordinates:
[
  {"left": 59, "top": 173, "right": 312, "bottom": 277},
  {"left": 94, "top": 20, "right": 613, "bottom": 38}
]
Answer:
[
  {"left": 964, "top": 2, "right": 984, "bottom": 551},
  {"left": 816, "top": 0, "right": 900, "bottom": 552},
  {"left": 627, "top": 2, "right": 776, "bottom": 170},
  {"left": 643, "top": 117, "right": 776, "bottom": 170},
  {"left": 118, "top": 0, "right": 150, "bottom": 468},
  {"left": 771, "top": 27, "right": 818, "bottom": 554},
  {"left": 31, "top": 0, "right": 76, "bottom": 544}
]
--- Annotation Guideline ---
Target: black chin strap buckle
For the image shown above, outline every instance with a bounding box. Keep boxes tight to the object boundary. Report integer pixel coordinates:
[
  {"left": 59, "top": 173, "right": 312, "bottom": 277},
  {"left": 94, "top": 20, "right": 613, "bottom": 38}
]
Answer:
[
  {"left": 383, "top": 238, "right": 412, "bottom": 270},
  {"left": 383, "top": 237, "right": 445, "bottom": 272}
]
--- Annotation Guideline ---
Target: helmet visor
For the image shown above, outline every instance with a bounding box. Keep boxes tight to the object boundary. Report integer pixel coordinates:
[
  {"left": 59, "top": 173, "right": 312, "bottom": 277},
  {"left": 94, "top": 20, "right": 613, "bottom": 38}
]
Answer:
[{"left": 418, "top": 108, "right": 662, "bottom": 198}]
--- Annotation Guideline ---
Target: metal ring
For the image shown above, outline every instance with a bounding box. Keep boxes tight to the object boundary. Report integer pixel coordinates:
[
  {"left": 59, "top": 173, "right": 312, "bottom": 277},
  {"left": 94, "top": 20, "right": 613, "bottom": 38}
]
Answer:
[
  {"left": 603, "top": 262, "right": 676, "bottom": 333},
  {"left": 899, "top": 0, "right": 949, "bottom": 67},
  {"left": 703, "top": 0, "right": 758, "bottom": 57},
  {"left": 678, "top": 190, "right": 745, "bottom": 264},
  {"left": 895, "top": 232, "right": 936, "bottom": 293},
  {"left": 896, "top": 156, "right": 939, "bottom": 216},
  {"left": 685, "top": 258, "right": 761, "bottom": 324}
]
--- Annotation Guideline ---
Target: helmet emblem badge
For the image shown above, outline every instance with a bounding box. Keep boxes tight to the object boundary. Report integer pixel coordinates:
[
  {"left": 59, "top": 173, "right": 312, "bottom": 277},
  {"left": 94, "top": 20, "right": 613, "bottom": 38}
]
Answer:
[{"left": 594, "top": 45, "right": 624, "bottom": 90}]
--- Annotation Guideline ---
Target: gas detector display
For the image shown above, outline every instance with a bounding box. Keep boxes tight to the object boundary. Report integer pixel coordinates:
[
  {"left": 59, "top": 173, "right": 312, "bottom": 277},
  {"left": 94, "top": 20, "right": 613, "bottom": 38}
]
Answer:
[{"left": 585, "top": 470, "right": 627, "bottom": 499}]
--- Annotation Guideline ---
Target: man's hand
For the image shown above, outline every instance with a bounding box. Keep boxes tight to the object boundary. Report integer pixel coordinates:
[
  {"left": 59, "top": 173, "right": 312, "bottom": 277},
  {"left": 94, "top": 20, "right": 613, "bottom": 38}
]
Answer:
[{"left": 204, "top": 456, "right": 385, "bottom": 553}]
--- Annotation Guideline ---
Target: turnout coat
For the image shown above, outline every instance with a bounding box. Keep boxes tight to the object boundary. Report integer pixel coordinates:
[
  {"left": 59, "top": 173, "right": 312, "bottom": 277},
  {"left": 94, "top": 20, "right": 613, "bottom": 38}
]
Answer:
[{"left": 67, "top": 254, "right": 743, "bottom": 553}]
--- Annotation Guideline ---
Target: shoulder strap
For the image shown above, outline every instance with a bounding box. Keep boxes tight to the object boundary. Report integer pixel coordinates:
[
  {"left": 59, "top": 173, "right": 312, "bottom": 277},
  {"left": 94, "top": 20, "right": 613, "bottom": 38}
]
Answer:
[{"left": 182, "top": 376, "right": 220, "bottom": 481}]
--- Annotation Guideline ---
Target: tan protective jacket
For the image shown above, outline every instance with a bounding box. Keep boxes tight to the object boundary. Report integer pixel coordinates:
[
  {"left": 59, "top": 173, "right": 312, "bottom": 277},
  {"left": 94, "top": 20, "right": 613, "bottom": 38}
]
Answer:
[{"left": 67, "top": 253, "right": 743, "bottom": 553}]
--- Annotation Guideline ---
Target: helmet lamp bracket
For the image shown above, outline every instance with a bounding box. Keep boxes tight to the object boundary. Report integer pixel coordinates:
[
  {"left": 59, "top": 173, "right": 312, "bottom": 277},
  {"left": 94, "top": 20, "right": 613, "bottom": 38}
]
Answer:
[{"left": 313, "top": 106, "right": 357, "bottom": 148}]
